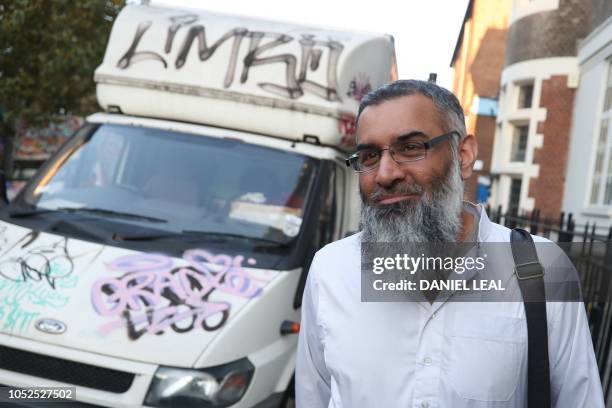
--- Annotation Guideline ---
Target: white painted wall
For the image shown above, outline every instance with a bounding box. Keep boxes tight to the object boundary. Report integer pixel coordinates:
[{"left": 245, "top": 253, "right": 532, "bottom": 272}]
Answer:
[{"left": 562, "top": 17, "right": 612, "bottom": 228}]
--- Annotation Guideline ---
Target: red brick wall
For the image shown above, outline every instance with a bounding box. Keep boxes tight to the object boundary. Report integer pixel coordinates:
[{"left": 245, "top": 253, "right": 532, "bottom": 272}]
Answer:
[
  {"left": 469, "top": 26, "right": 508, "bottom": 100},
  {"left": 529, "top": 75, "right": 575, "bottom": 218},
  {"left": 451, "top": 0, "right": 510, "bottom": 203},
  {"left": 505, "top": 0, "right": 588, "bottom": 66},
  {"left": 465, "top": 115, "right": 496, "bottom": 202},
  {"left": 475, "top": 115, "right": 496, "bottom": 174}
]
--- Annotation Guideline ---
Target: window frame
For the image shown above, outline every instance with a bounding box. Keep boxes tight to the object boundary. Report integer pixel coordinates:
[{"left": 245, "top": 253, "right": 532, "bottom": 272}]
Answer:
[
  {"left": 588, "top": 59, "right": 612, "bottom": 207},
  {"left": 508, "top": 177, "right": 523, "bottom": 214},
  {"left": 517, "top": 81, "right": 535, "bottom": 109},
  {"left": 509, "top": 122, "right": 530, "bottom": 163}
]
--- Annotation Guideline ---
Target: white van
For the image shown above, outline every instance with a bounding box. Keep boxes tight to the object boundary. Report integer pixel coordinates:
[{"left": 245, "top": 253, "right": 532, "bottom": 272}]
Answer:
[{"left": 0, "top": 4, "right": 396, "bottom": 407}]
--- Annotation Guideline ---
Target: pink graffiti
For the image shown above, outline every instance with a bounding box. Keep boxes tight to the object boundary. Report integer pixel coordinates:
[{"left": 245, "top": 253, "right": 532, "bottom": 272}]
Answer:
[
  {"left": 339, "top": 113, "right": 357, "bottom": 149},
  {"left": 346, "top": 75, "right": 372, "bottom": 102},
  {"left": 91, "top": 250, "right": 272, "bottom": 340}
]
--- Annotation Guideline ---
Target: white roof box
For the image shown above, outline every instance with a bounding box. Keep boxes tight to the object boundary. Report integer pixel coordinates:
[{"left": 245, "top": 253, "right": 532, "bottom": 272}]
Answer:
[{"left": 95, "top": 4, "right": 397, "bottom": 150}]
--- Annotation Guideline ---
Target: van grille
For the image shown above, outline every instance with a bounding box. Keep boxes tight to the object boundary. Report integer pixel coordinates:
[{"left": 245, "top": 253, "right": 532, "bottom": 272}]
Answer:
[{"left": 0, "top": 345, "right": 135, "bottom": 393}]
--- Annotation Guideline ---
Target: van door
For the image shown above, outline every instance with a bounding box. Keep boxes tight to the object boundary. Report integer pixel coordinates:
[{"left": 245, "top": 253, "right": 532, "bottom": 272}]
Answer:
[{"left": 293, "top": 161, "right": 343, "bottom": 308}]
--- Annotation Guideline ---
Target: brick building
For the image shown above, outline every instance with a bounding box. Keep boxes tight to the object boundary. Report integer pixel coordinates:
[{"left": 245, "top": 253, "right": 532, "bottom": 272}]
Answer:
[
  {"left": 488, "top": 0, "right": 590, "bottom": 219},
  {"left": 450, "top": 0, "right": 512, "bottom": 203}
]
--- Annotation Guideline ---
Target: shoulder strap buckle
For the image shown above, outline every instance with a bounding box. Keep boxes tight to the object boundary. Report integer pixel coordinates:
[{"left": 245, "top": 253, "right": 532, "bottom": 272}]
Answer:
[{"left": 514, "top": 261, "right": 544, "bottom": 280}]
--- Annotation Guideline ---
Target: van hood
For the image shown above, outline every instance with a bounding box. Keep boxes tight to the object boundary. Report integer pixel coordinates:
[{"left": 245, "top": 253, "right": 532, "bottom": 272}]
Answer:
[{"left": 0, "top": 221, "right": 281, "bottom": 367}]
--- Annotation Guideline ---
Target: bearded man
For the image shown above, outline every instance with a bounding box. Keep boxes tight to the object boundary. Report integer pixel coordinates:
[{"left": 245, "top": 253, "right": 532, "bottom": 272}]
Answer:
[{"left": 295, "top": 80, "right": 604, "bottom": 407}]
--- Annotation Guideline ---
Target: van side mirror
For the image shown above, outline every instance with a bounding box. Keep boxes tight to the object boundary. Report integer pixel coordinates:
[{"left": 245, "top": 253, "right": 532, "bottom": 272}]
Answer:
[{"left": 0, "top": 170, "right": 8, "bottom": 205}]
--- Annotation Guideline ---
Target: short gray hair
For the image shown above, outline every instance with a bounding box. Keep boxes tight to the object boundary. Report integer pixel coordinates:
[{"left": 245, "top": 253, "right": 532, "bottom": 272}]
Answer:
[{"left": 356, "top": 80, "right": 467, "bottom": 147}]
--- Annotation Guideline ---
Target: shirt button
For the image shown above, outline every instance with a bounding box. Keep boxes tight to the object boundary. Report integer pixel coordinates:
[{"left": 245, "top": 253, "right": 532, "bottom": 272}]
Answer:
[
  {"left": 431, "top": 312, "right": 437, "bottom": 319},
  {"left": 421, "top": 402, "right": 430, "bottom": 408},
  {"left": 423, "top": 357, "right": 432, "bottom": 366}
]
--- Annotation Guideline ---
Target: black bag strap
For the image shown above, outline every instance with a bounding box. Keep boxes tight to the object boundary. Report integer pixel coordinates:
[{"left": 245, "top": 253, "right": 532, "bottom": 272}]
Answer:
[{"left": 510, "top": 228, "right": 551, "bottom": 408}]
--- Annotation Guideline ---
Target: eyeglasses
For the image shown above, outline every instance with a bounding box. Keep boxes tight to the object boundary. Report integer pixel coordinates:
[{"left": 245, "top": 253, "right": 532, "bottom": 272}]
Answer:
[{"left": 345, "top": 131, "right": 459, "bottom": 173}]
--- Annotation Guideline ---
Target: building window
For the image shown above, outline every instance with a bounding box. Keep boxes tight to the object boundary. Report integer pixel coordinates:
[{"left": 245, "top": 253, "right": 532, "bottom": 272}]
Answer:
[
  {"left": 605, "top": 63, "right": 612, "bottom": 112},
  {"left": 518, "top": 83, "right": 534, "bottom": 109},
  {"left": 508, "top": 178, "right": 522, "bottom": 214},
  {"left": 510, "top": 124, "right": 529, "bottom": 162},
  {"left": 590, "top": 61, "right": 612, "bottom": 205},
  {"left": 590, "top": 119, "right": 608, "bottom": 204}
]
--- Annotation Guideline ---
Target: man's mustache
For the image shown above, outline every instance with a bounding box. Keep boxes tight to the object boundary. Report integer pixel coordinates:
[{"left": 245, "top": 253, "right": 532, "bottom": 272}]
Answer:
[{"left": 367, "top": 183, "right": 425, "bottom": 203}]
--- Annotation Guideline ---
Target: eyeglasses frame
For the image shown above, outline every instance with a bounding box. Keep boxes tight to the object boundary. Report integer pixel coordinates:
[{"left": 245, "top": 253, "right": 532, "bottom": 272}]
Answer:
[{"left": 344, "top": 131, "right": 460, "bottom": 173}]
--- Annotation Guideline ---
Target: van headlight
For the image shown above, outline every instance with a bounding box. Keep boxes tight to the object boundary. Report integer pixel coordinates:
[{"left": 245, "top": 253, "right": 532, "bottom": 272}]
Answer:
[{"left": 144, "top": 358, "right": 255, "bottom": 407}]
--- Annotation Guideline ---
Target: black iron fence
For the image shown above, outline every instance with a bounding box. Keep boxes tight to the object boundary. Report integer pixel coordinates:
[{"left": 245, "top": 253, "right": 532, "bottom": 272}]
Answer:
[{"left": 487, "top": 205, "right": 612, "bottom": 401}]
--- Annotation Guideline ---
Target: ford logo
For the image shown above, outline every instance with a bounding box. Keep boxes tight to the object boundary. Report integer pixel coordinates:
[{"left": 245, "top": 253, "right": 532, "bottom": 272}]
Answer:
[{"left": 35, "top": 318, "right": 67, "bottom": 335}]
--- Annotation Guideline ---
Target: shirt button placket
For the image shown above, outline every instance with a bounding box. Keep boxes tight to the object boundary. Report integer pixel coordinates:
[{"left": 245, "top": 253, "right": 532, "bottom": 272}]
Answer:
[{"left": 414, "top": 306, "right": 443, "bottom": 408}]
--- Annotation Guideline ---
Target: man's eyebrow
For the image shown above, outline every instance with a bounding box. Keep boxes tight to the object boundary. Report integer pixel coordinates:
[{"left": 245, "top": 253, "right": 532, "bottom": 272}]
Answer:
[
  {"left": 356, "top": 143, "right": 376, "bottom": 151},
  {"left": 355, "top": 131, "right": 428, "bottom": 151},
  {"left": 396, "top": 131, "right": 427, "bottom": 141}
]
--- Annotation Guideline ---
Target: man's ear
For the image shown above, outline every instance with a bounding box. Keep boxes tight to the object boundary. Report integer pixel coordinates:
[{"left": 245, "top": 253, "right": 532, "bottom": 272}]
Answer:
[{"left": 458, "top": 134, "right": 478, "bottom": 180}]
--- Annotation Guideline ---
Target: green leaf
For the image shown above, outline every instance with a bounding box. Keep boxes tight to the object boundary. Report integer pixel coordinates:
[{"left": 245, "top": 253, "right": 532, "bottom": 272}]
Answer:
[{"left": 0, "top": 0, "right": 124, "bottom": 172}]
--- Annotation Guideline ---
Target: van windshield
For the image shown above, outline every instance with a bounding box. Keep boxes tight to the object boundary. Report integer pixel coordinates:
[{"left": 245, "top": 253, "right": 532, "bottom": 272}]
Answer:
[{"left": 17, "top": 124, "right": 317, "bottom": 244}]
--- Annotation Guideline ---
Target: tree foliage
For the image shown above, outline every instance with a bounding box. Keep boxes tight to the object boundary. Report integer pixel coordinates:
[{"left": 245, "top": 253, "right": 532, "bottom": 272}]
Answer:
[{"left": 0, "top": 0, "right": 124, "bottom": 172}]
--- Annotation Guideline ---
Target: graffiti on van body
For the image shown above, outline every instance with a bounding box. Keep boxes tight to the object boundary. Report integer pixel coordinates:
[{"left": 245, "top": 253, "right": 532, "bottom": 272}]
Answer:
[
  {"left": 0, "top": 276, "right": 77, "bottom": 333},
  {"left": 92, "top": 250, "right": 275, "bottom": 340},
  {"left": 0, "top": 233, "right": 75, "bottom": 290},
  {"left": 117, "top": 14, "right": 344, "bottom": 102},
  {"left": 0, "top": 231, "right": 99, "bottom": 333}
]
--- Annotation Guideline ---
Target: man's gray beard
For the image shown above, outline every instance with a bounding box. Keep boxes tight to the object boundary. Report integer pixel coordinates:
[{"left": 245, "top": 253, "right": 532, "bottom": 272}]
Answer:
[{"left": 360, "top": 156, "right": 464, "bottom": 243}]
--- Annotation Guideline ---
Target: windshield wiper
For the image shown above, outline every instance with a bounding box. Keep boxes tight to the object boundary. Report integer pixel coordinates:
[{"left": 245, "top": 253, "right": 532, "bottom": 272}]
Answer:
[
  {"left": 117, "top": 230, "right": 289, "bottom": 247},
  {"left": 9, "top": 206, "right": 167, "bottom": 223},
  {"left": 182, "top": 230, "right": 290, "bottom": 247},
  {"left": 114, "top": 231, "right": 176, "bottom": 241},
  {"left": 62, "top": 207, "right": 167, "bottom": 223},
  {"left": 8, "top": 207, "right": 56, "bottom": 218}
]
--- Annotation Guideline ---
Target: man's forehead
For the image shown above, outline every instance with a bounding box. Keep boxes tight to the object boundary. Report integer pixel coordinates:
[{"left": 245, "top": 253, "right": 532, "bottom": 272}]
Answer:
[{"left": 356, "top": 94, "right": 444, "bottom": 144}]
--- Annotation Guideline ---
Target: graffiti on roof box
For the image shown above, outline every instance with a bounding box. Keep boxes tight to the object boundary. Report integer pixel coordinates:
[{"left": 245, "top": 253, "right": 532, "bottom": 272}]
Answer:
[{"left": 117, "top": 13, "right": 345, "bottom": 102}]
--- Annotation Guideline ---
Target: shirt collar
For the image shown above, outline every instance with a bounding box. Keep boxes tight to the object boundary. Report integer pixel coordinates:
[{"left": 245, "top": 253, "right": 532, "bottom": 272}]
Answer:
[{"left": 473, "top": 202, "right": 493, "bottom": 243}]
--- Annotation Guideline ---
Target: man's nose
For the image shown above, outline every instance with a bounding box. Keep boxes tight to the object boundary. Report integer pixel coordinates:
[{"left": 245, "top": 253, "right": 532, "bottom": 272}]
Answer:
[{"left": 374, "top": 150, "right": 405, "bottom": 187}]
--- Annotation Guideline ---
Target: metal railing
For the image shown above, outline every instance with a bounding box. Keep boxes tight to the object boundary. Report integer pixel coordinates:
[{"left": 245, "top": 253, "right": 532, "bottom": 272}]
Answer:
[{"left": 487, "top": 205, "right": 612, "bottom": 401}]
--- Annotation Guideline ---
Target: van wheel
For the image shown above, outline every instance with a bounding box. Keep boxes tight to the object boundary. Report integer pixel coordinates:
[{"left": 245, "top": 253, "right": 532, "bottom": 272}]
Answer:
[{"left": 280, "top": 375, "right": 295, "bottom": 408}]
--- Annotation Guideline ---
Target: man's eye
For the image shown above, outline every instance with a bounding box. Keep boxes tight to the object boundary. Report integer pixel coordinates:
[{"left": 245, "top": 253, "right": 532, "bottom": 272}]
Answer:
[
  {"left": 359, "top": 150, "right": 379, "bottom": 163},
  {"left": 397, "top": 143, "right": 421, "bottom": 152}
]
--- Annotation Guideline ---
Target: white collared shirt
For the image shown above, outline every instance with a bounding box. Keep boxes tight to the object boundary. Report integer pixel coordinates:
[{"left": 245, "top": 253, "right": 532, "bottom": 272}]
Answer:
[{"left": 296, "top": 204, "right": 604, "bottom": 408}]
